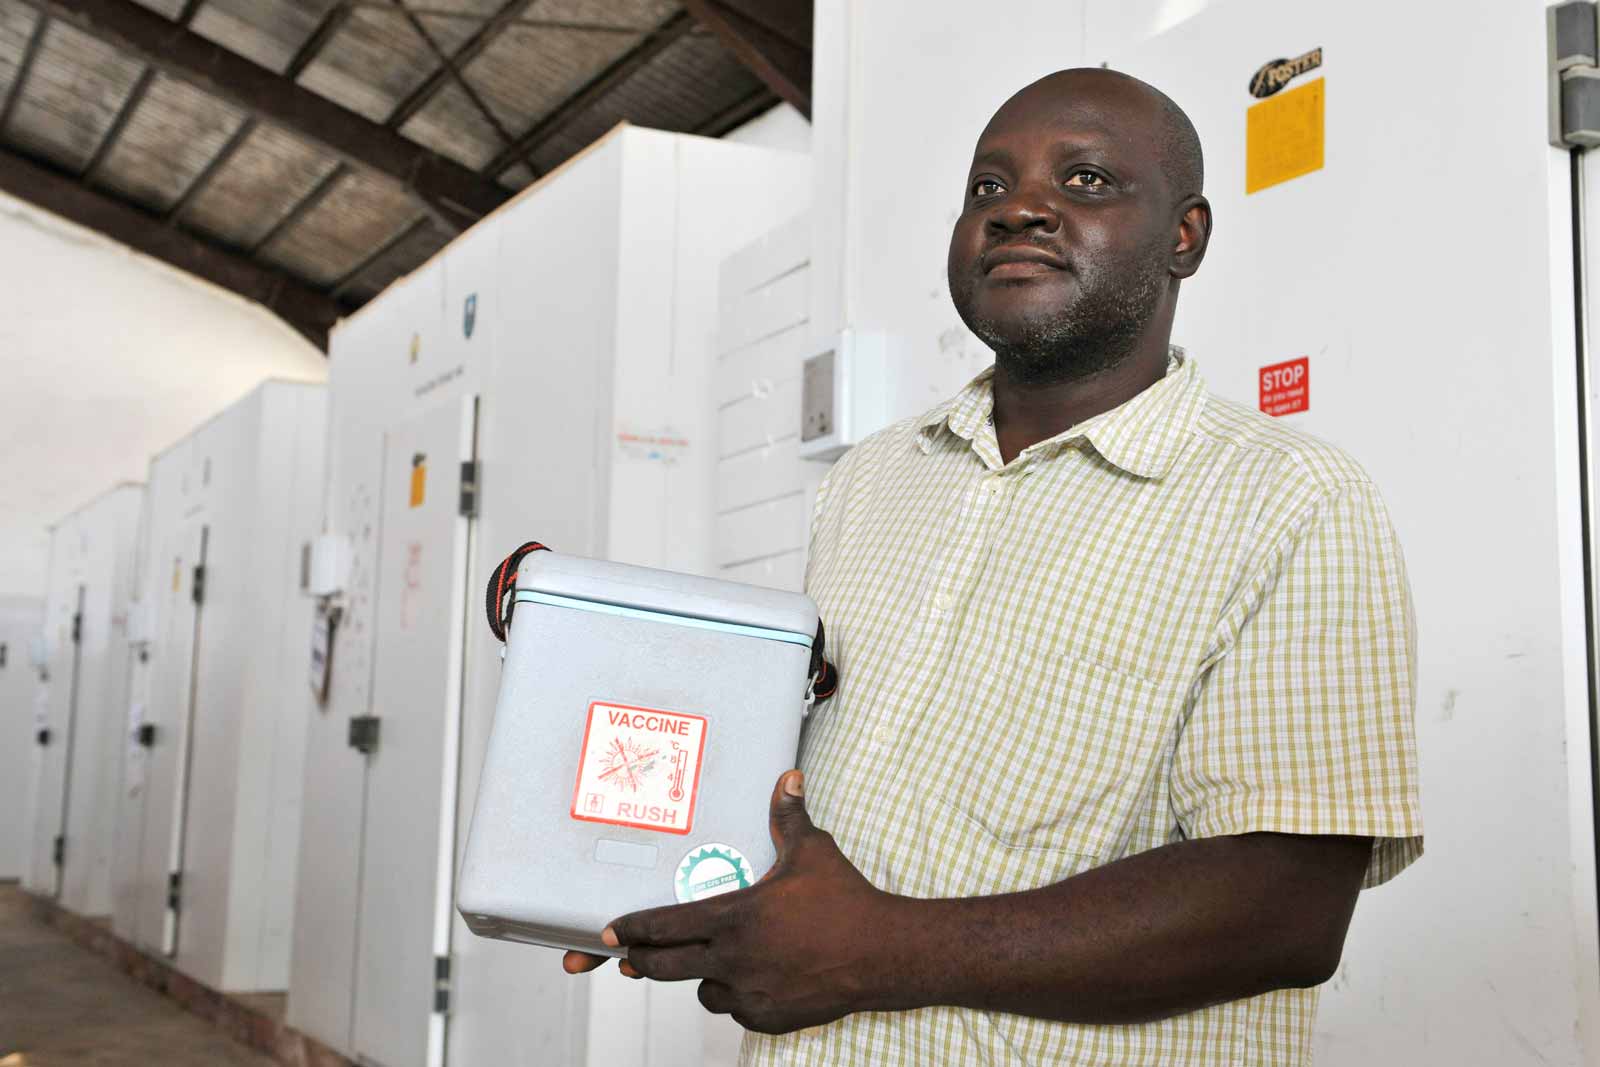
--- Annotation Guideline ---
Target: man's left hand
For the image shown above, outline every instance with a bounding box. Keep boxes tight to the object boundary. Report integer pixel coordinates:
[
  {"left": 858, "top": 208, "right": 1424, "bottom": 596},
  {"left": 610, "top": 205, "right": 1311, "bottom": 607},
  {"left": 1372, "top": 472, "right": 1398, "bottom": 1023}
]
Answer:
[{"left": 562, "top": 770, "right": 897, "bottom": 1034}]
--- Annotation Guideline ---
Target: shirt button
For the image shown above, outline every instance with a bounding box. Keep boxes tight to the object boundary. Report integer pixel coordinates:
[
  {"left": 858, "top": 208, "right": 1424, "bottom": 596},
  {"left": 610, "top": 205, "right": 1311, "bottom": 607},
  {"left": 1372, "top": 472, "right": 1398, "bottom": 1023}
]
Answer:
[{"left": 933, "top": 592, "right": 952, "bottom": 613}]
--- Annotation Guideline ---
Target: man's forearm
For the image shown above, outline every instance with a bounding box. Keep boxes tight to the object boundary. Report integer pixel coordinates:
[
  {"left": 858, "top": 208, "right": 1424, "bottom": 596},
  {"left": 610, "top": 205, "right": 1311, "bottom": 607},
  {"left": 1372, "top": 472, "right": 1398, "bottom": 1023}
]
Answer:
[{"left": 860, "top": 832, "right": 1370, "bottom": 1025}]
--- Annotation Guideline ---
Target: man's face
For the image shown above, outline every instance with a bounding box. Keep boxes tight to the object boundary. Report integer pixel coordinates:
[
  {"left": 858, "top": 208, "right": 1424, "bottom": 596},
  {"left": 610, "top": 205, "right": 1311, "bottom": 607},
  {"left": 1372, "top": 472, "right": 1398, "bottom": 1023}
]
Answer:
[{"left": 947, "top": 75, "right": 1179, "bottom": 382}]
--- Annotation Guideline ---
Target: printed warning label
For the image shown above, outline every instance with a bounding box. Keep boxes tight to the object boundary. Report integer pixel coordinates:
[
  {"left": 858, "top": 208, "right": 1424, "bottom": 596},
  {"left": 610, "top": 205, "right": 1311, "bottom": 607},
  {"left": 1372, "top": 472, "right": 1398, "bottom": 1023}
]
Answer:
[
  {"left": 1246, "top": 77, "right": 1324, "bottom": 195},
  {"left": 1259, "top": 356, "right": 1310, "bottom": 416},
  {"left": 570, "top": 701, "right": 707, "bottom": 835}
]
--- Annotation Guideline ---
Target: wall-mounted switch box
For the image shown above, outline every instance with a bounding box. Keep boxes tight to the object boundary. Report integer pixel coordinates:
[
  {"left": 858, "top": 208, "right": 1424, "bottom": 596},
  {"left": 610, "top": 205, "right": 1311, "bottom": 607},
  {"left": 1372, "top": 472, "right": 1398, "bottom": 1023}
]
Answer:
[
  {"left": 306, "top": 533, "right": 353, "bottom": 598},
  {"left": 798, "top": 329, "right": 889, "bottom": 462}
]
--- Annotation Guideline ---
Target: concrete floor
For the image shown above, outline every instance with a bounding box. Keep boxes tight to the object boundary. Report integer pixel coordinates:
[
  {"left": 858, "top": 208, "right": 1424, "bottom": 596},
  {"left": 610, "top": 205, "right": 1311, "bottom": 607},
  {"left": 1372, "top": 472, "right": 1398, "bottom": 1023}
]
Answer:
[{"left": 0, "top": 885, "right": 273, "bottom": 1066}]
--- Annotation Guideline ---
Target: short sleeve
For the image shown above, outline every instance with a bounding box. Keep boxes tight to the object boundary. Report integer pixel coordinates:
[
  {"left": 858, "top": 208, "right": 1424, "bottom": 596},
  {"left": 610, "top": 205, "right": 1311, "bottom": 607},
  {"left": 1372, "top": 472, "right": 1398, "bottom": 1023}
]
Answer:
[{"left": 1170, "top": 480, "right": 1422, "bottom": 888}]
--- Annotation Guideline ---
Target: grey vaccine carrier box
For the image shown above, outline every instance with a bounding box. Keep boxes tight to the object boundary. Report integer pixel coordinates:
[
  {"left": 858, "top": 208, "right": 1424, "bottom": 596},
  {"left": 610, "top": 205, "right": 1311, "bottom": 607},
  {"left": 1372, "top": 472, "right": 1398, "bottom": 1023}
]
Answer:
[{"left": 457, "top": 552, "right": 818, "bottom": 956}]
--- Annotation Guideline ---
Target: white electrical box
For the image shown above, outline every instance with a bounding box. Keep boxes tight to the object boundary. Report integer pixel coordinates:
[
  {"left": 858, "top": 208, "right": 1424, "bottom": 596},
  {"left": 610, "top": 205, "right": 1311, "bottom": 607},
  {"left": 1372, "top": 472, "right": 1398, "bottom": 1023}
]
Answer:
[
  {"left": 108, "top": 381, "right": 326, "bottom": 994},
  {"left": 22, "top": 484, "right": 143, "bottom": 920},
  {"left": 798, "top": 329, "right": 890, "bottom": 461},
  {"left": 288, "top": 124, "right": 811, "bottom": 1067},
  {"left": 305, "top": 532, "right": 352, "bottom": 598}
]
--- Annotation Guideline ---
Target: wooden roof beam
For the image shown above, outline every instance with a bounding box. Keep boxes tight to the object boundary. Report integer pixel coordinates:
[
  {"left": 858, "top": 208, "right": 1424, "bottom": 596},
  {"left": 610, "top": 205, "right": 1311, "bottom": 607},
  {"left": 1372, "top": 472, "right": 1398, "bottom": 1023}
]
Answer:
[
  {"left": 483, "top": 10, "right": 695, "bottom": 179},
  {"left": 15, "top": 0, "right": 509, "bottom": 231},
  {"left": 0, "top": 145, "right": 346, "bottom": 350},
  {"left": 681, "top": 0, "right": 811, "bottom": 118}
]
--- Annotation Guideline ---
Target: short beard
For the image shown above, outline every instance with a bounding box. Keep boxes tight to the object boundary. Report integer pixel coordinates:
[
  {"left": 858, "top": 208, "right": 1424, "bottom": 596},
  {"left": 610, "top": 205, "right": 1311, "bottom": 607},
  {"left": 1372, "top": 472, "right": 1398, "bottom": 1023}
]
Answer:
[{"left": 956, "top": 243, "right": 1170, "bottom": 387}]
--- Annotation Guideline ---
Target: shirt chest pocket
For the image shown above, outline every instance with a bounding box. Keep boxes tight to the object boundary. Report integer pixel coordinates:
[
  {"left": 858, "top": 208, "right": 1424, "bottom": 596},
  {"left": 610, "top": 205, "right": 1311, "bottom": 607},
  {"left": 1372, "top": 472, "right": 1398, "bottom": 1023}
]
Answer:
[{"left": 933, "top": 650, "right": 1168, "bottom": 862}]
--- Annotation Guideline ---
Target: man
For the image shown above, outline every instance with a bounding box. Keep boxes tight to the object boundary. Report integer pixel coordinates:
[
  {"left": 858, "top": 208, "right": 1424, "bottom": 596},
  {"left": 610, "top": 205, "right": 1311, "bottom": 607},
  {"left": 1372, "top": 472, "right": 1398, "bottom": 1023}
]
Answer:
[{"left": 565, "top": 68, "right": 1421, "bottom": 1066}]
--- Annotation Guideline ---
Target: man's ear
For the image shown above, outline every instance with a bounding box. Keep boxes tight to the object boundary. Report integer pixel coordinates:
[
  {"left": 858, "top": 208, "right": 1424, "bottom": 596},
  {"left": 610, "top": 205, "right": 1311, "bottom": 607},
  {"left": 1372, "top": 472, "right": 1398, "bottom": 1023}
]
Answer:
[{"left": 1170, "top": 195, "right": 1212, "bottom": 280}]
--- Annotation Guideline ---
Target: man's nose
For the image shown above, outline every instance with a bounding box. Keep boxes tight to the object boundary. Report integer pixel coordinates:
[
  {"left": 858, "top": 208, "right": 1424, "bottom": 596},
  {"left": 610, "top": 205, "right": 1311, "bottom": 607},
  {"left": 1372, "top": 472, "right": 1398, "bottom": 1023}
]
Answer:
[{"left": 986, "top": 189, "right": 1060, "bottom": 235}]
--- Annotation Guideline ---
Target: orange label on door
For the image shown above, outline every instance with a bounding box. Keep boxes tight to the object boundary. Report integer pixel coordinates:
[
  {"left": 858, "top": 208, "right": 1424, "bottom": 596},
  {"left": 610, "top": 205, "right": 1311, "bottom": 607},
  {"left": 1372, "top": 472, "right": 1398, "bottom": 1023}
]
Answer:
[
  {"left": 409, "top": 454, "right": 427, "bottom": 508},
  {"left": 1246, "top": 77, "right": 1324, "bottom": 194}
]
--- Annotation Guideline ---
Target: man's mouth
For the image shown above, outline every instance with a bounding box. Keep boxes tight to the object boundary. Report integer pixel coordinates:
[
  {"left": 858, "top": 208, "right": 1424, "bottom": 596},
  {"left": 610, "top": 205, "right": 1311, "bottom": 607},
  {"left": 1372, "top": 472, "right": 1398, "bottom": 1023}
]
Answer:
[{"left": 982, "top": 244, "right": 1070, "bottom": 277}]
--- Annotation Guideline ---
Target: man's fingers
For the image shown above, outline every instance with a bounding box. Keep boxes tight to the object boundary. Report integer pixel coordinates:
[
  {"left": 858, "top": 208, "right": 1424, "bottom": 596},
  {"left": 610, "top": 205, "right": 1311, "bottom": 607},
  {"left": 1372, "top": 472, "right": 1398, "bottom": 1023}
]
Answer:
[
  {"left": 768, "top": 769, "right": 815, "bottom": 858},
  {"left": 562, "top": 950, "right": 610, "bottom": 974},
  {"left": 626, "top": 942, "right": 716, "bottom": 982},
  {"left": 608, "top": 897, "right": 730, "bottom": 947}
]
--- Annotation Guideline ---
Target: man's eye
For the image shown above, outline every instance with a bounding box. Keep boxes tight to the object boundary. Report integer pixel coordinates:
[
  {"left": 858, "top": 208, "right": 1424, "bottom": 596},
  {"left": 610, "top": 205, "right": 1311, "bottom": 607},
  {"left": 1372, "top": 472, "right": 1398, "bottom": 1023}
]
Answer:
[
  {"left": 970, "top": 178, "right": 1004, "bottom": 197},
  {"left": 1065, "top": 171, "right": 1106, "bottom": 189}
]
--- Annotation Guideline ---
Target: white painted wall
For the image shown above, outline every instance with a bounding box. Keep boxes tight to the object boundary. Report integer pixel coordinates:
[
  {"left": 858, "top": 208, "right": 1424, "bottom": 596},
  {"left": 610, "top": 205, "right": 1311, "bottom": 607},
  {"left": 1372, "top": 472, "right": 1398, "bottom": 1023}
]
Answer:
[
  {"left": 0, "top": 595, "right": 43, "bottom": 880},
  {"left": 0, "top": 192, "right": 327, "bottom": 600}
]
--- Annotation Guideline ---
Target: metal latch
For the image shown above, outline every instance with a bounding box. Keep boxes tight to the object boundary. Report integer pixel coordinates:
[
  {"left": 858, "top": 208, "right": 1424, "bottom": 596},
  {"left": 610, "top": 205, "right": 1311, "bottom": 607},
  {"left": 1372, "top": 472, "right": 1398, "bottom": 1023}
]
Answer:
[
  {"left": 434, "top": 955, "right": 452, "bottom": 1013},
  {"left": 348, "top": 715, "right": 381, "bottom": 754},
  {"left": 167, "top": 871, "right": 182, "bottom": 912},
  {"left": 459, "top": 461, "right": 480, "bottom": 518}
]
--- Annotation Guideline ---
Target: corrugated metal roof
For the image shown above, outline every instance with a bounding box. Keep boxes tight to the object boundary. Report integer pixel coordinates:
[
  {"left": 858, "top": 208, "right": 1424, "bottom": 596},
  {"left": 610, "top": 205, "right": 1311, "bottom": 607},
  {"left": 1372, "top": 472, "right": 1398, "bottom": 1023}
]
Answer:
[
  {"left": 94, "top": 74, "right": 247, "bottom": 211},
  {"left": 182, "top": 121, "right": 339, "bottom": 247},
  {"left": 530, "top": 26, "right": 768, "bottom": 171},
  {"left": 465, "top": 21, "right": 645, "bottom": 134},
  {"left": 0, "top": 0, "right": 806, "bottom": 344},
  {"left": 4, "top": 20, "right": 144, "bottom": 173},
  {"left": 258, "top": 168, "right": 416, "bottom": 284},
  {"left": 191, "top": 0, "right": 341, "bottom": 74}
]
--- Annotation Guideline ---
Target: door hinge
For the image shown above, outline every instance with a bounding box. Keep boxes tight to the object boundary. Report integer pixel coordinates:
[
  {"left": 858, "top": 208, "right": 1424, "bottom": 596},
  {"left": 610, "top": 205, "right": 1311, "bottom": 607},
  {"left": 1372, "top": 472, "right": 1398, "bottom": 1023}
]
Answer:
[
  {"left": 71, "top": 613, "right": 82, "bottom": 645},
  {"left": 1551, "top": 2, "right": 1600, "bottom": 147},
  {"left": 459, "top": 460, "right": 480, "bottom": 518},
  {"left": 348, "top": 715, "right": 381, "bottom": 754},
  {"left": 191, "top": 565, "right": 206, "bottom": 606},
  {"left": 434, "top": 955, "right": 452, "bottom": 1013},
  {"left": 167, "top": 871, "right": 182, "bottom": 913},
  {"left": 52, "top": 835, "right": 64, "bottom": 868}
]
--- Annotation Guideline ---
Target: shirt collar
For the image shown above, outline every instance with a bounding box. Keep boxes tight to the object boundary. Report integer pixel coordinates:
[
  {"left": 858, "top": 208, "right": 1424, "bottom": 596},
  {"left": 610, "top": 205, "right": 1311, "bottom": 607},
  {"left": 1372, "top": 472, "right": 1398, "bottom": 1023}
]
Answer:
[{"left": 917, "top": 346, "right": 1206, "bottom": 479}]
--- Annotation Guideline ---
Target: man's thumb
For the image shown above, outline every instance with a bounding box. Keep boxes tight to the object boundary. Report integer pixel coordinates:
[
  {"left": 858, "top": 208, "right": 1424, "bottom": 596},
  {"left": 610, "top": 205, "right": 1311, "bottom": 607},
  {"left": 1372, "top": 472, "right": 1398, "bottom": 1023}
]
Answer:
[{"left": 768, "top": 770, "right": 813, "bottom": 856}]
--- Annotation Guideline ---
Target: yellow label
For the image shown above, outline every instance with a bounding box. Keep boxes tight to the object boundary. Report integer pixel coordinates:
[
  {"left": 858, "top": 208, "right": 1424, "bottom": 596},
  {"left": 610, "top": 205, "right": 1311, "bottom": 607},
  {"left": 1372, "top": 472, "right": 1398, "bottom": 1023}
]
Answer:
[
  {"left": 1246, "top": 77, "right": 1324, "bottom": 194},
  {"left": 409, "top": 460, "right": 427, "bottom": 508},
  {"left": 172, "top": 558, "right": 182, "bottom": 592}
]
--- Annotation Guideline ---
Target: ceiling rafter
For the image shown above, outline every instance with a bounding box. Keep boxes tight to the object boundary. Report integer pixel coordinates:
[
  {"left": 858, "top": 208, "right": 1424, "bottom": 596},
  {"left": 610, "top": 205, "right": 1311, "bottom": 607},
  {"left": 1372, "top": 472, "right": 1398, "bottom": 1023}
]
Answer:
[
  {"left": 0, "top": 144, "right": 345, "bottom": 347},
  {"left": 387, "top": 0, "right": 517, "bottom": 149},
  {"left": 330, "top": 212, "right": 430, "bottom": 298},
  {"left": 385, "top": 0, "right": 534, "bottom": 131},
  {"left": 251, "top": 161, "right": 347, "bottom": 254},
  {"left": 163, "top": 3, "right": 350, "bottom": 225},
  {"left": 694, "top": 85, "right": 778, "bottom": 138},
  {"left": 483, "top": 9, "right": 696, "bottom": 179},
  {"left": 15, "top": 0, "right": 509, "bottom": 231},
  {"left": 79, "top": 66, "right": 154, "bottom": 181},
  {"left": 680, "top": 0, "right": 810, "bottom": 117},
  {"left": 0, "top": 14, "right": 49, "bottom": 137}
]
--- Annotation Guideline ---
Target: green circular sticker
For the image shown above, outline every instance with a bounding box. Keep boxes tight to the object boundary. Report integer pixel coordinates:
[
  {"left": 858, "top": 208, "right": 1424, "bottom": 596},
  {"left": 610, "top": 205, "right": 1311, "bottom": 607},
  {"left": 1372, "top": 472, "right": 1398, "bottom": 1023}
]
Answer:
[{"left": 675, "top": 843, "right": 754, "bottom": 903}]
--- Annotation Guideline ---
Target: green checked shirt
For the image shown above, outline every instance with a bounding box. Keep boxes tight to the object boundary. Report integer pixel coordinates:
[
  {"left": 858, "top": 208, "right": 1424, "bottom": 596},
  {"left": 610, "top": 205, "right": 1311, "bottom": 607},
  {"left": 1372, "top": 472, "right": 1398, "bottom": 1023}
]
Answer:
[{"left": 742, "top": 350, "right": 1422, "bottom": 1067}]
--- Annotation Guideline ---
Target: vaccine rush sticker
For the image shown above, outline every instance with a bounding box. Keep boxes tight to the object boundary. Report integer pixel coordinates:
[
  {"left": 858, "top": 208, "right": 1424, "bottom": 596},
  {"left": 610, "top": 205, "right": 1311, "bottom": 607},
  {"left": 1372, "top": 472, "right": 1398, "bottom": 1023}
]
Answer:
[{"left": 571, "top": 701, "right": 706, "bottom": 835}]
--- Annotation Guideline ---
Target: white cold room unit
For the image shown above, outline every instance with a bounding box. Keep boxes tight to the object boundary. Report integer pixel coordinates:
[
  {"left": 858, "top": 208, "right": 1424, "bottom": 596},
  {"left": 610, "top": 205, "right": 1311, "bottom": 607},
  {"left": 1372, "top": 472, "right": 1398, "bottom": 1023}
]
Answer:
[
  {"left": 289, "top": 124, "right": 809, "bottom": 1067},
  {"left": 21, "top": 484, "right": 142, "bottom": 916},
  {"left": 109, "top": 381, "right": 326, "bottom": 994},
  {"left": 0, "top": 596, "right": 44, "bottom": 880},
  {"left": 803, "top": 0, "right": 1600, "bottom": 1062}
]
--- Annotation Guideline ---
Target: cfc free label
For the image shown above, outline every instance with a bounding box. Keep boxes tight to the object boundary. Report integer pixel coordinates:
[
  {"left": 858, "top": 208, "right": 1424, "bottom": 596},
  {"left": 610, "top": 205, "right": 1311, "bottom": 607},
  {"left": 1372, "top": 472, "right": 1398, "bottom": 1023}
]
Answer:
[
  {"left": 1259, "top": 356, "right": 1309, "bottom": 416},
  {"left": 570, "top": 701, "right": 706, "bottom": 835}
]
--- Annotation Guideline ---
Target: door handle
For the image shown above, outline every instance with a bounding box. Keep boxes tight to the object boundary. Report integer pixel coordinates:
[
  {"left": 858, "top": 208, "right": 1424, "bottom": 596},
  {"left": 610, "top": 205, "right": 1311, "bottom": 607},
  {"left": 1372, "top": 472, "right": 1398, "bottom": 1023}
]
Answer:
[{"left": 348, "top": 716, "right": 380, "bottom": 755}]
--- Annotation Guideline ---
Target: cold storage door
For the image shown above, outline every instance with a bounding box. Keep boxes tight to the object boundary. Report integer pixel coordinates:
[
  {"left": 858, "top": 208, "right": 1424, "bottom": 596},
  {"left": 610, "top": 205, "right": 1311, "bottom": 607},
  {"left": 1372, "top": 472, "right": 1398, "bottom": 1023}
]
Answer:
[{"left": 351, "top": 395, "right": 477, "bottom": 1067}]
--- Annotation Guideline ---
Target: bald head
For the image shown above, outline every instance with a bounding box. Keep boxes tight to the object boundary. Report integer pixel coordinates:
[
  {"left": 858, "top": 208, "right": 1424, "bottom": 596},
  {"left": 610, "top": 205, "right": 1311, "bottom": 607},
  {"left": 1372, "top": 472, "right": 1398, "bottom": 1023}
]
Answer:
[
  {"left": 947, "top": 65, "right": 1212, "bottom": 387},
  {"left": 991, "top": 68, "right": 1204, "bottom": 204}
]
